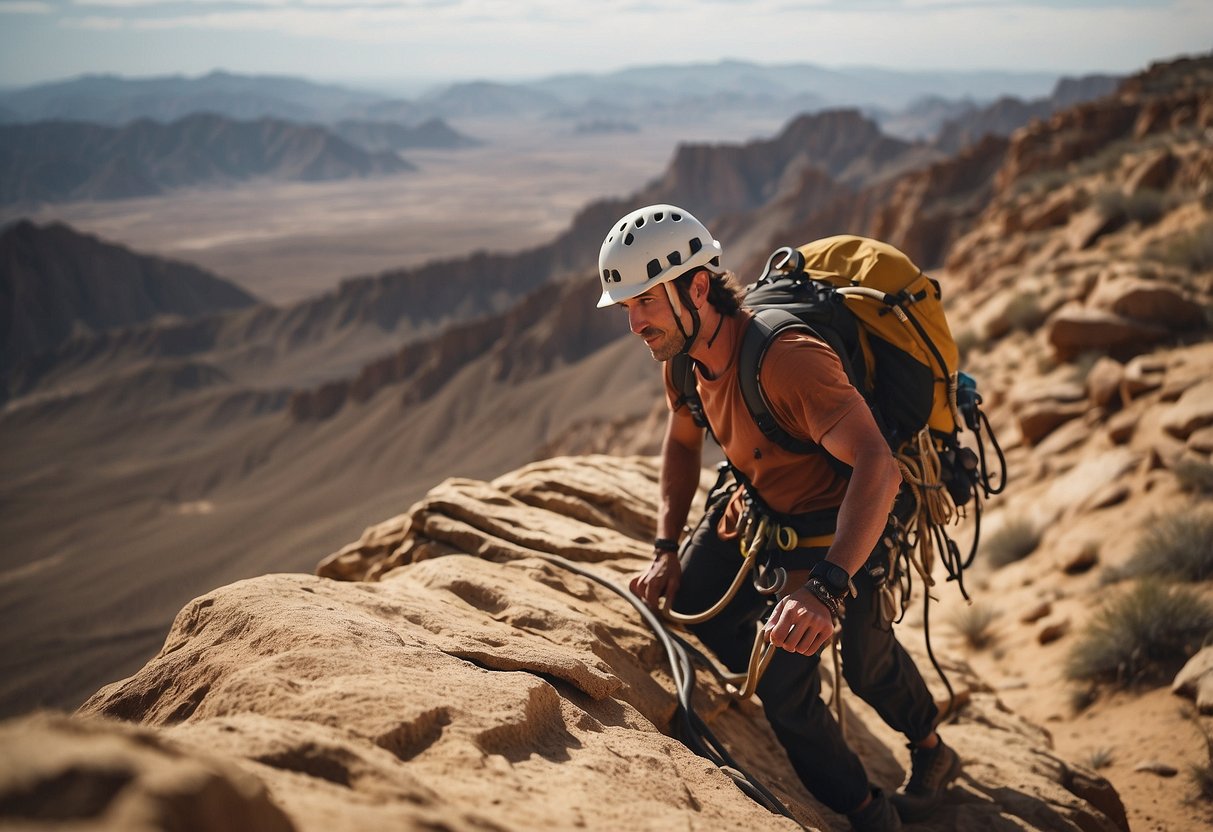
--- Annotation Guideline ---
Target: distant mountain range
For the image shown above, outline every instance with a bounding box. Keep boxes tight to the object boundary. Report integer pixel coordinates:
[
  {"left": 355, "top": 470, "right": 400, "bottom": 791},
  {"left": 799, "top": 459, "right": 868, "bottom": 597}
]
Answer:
[
  {"left": 0, "top": 61, "right": 1085, "bottom": 130},
  {"left": 0, "top": 63, "right": 1123, "bottom": 207},
  {"left": 331, "top": 117, "right": 481, "bottom": 152},
  {"left": 0, "top": 113, "right": 414, "bottom": 204}
]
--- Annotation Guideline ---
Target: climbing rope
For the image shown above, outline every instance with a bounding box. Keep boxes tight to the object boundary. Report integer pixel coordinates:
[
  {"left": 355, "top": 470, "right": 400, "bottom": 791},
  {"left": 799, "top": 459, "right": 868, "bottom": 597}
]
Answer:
[
  {"left": 532, "top": 551, "right": 807, "bottom": 828},
  {"left": 888, "top": 425, "right": 976, "bottom": 721}
]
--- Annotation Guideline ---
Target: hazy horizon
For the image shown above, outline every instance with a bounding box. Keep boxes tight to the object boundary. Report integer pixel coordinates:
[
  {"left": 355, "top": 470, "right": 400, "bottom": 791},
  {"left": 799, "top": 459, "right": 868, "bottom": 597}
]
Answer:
[{"left": 1, "top": 0, "right": 1208, "bottom": 91}]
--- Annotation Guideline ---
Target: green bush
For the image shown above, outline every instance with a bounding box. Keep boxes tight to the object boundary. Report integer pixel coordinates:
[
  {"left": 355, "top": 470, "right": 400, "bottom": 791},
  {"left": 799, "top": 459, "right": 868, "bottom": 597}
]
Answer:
[
  {"left": 1120, "top": 510, "right": 1213, "bottom": 582},
  {"left": 984, "top": 517, "right": 1041, "bottom": 569},
  {"left": 1065, "top": 580, "right": 1213, "bottom": 687}
]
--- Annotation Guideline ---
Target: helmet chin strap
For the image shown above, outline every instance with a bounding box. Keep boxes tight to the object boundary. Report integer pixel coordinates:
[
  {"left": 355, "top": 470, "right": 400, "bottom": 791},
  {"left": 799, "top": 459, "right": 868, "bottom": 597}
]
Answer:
[{"left": 664, "top": 280, "right": 701, "bottom": 357}]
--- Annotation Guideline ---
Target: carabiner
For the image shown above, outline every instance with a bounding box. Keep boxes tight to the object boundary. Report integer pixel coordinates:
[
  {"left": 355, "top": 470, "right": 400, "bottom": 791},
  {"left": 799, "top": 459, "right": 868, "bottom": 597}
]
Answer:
[{"left": 753, "top": 565, "right": 787, "bottom": 596}]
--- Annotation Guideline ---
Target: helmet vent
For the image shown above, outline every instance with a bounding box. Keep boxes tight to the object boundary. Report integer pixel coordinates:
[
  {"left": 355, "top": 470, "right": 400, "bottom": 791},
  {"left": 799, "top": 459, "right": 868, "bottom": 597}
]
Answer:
[
  {"left": 671, "top": 212, "right": 683, "bottom": 221},
  {"left": 688, "top": 237, "right": 702, "bottom": 255},
  {"left": 611, "top": 269, "right": 622, "bottom": 283},
  {"left": 667, "top": 250, "right": 682, "bottom": 266},
  {"left": 635, "top": 217, "right": 645, "bottom": 228},
  {"left": 624, "top": 233, "right": 635, "bottom": 246},
  {"left": 654, "top": 212, "right": 664, "bottom": 222},
  {"left": 646, "top": 259, "right": 662, "bottom": 279}
]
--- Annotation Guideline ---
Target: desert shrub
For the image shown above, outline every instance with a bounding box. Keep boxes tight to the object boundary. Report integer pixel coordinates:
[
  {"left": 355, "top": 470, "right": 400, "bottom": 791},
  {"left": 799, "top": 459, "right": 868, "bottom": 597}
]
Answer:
[
  {"left": 1084, "top": 747, "right": 1114, "bottom": 771},
  {"left": 1064, "top": 580, "right": 1213, "bottom": 687},
  {"left": 954, "top": 328, "right": 982, "bottom": 362},
  {"left": 946, "top": 603, "right": 998, "bottom": 649},
  {"left": 1119, "top": 510, "right": 1213, "bottom": 582},
  {"left": 1152, "top": 221, "right": 1213, "bottom": 273},
  {"left": 1004, "top": 292, "right": 1047, "bottom": 332},
  {"left": 1094, "top": 187, "right": 1168, "bottom": 226},
  {"left": 984, "top": 517, "right": 1041, "bottom": 568},
  {"left": 1069, "top": 685, "right": 1099, "bottom": 714},
  {"left": 1175, "top": 458, "right": 1213, "bottom": 495}
]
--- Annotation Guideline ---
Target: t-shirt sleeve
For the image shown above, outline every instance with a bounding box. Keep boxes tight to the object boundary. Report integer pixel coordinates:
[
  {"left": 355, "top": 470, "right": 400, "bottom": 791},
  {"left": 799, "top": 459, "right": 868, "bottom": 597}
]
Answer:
[{"left": 760, "top": 332, "right": 866, "bottom": 444}]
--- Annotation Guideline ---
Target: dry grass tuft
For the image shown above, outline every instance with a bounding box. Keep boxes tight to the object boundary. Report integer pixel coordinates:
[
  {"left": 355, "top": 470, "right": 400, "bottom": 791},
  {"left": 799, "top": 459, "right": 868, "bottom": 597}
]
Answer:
[
  {"left": 1065, "top": 580, "right": 1213, "bottom": 688},
  {"left": 947, "top": 603, "right": 999, "bottom": 649},
  {"left": 984, "top": 517, "right": 1041, "bottom": 569},
  {"left": 1118, "top": 510, "right": 1213, "bottom": 582}
]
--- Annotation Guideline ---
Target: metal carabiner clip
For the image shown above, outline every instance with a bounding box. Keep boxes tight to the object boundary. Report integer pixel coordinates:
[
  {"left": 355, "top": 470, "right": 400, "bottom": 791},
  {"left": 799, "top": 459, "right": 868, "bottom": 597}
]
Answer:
[{"left": 753, "top": 565, "right": 787, "bottom": 596}]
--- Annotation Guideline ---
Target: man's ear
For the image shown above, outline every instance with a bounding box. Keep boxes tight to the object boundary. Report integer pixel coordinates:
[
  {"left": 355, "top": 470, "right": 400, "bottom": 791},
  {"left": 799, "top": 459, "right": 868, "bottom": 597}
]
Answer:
[{"left": 691, "top": 269, "right": 711, "bottom": 307}]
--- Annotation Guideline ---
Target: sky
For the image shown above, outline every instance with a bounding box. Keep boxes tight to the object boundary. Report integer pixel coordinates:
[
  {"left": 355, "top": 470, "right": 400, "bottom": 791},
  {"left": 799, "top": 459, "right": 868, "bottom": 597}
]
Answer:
[{"left": 0, "top": 0, "right": 1209, "bottom": 92}]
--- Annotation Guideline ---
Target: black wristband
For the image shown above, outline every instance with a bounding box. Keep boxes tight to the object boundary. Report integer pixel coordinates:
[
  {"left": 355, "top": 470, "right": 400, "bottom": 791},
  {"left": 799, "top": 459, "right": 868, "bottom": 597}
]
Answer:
[
  {"left": 805, "top": 578, "right": 845, "bottom": 619},
  {"left": 653, "top": 537, "right": 680, "bottom": 553},
  {"left": 809, "top": 560, "right": 851, "bottom": 598}
]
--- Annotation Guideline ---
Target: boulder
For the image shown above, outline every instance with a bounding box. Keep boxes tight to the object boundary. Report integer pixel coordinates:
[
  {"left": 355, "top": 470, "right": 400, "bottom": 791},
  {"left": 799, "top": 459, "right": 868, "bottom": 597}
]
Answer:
[
  {"left": 1021, "top": 190, "right": 1074, "bottom": 232},
  {"left": 1123, "top": 150, "right": 1178, "bottom": 195},
  {"left": 1045, "top": 303, "right": 1169, "bottom": 358},
  {"left": 1106, "top": 410, "right": 1140, "bottom": 445},
  {"left": 1038, "top": 618, "right": 1072, "bottom": 645},
  {"left": 1172, "top": 647, "right": 1213, "bottom": 714},
  {"left": 1087, "top": 356, "right": 1125, "bottom": 408},
  {"left": 1089, "top": 278, "right": 1206, "bottom": 330},
  {"left": 1061, "top": 547, "right": 1099, "bottom": 575},
  {"left": 1018, "top": 400, "right": 1088, "bottom": 446},
  {"left": 1160, "top": 380, "right": 1213, "bottom": 439},
  {"left": 1187, "top": 426, "right": 1213, "bottom": 454},
  {"left": 1067, "top": 207, "right": 1125, "bottom": 250},
  {"left": 0, "top": 712, "right": 295, "bottom": 832},
  {"left": 1121, "top": 354, "right": 1167, "bottom": 401}
]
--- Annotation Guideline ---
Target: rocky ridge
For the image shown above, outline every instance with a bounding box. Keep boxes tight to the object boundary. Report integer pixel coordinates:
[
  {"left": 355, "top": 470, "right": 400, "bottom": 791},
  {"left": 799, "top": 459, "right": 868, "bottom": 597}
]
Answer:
[
  {"left": 0, "top": 220, "right": 258, "bottom": 375},
  {"left": 3, "top": 457, "right": 1129, "bottom": 831}
]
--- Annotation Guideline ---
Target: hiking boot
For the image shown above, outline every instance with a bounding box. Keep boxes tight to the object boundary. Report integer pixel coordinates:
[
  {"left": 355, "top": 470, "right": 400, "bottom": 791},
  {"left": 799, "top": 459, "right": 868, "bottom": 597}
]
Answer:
[
  {"left": 847, "top": 787, "right": 902, "bottom": 832},
  {"left": 890, "top": 739, "right": 962, "bottom": 822}
]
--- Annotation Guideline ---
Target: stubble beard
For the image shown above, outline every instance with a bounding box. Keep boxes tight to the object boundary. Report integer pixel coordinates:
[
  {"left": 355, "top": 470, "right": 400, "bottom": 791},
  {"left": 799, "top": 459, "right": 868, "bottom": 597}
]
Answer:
[{"left": 645, "top": 327, "right": 687, "bottom": 363}]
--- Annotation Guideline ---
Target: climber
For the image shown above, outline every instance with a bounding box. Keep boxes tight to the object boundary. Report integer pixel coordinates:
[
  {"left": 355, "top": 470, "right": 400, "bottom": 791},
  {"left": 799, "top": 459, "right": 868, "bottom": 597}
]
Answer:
[{"left": 595, "top": 204, "right": 962, "bottom": 831}]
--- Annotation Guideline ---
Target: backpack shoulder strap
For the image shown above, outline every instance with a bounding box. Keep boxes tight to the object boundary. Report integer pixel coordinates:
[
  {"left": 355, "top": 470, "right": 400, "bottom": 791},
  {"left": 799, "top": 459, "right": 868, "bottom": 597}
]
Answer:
[
  {"left": 738, "top": 308, "right": 828, "bottom": 456},
  {"left": 669, "top": 352, "right": 709, "bottom": 429}
]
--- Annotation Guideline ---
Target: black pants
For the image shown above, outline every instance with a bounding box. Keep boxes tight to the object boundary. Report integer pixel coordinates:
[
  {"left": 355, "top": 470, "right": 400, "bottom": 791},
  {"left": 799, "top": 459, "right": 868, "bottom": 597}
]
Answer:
[{"left": 671, "top": 501, "right": 938, "bottom": 815}]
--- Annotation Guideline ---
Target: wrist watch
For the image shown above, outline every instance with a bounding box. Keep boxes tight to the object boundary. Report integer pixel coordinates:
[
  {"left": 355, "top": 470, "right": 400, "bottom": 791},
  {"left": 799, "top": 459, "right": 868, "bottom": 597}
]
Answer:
[{"left": 809, "top": 560, "right": 851, "bottom": 598}]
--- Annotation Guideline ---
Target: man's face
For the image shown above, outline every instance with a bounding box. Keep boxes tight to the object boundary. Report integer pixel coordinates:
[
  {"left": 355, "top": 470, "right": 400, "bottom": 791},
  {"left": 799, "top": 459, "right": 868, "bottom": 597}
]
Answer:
[{"left": 618, "top": 285, "right": 686, "bottom": 362}]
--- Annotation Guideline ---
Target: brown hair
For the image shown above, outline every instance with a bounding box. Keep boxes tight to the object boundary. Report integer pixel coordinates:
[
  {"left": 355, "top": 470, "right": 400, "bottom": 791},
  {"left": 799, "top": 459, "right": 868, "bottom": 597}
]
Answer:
[{"left": 673, "top": 268, "right": 745, "bottom": 316}]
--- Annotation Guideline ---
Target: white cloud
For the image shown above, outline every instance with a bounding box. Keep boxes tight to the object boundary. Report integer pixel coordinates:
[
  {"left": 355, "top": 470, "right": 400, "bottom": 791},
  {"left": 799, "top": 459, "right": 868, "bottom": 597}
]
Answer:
[
  {"left": 18, "top": 0, "right": 1213, "bottom": 84},
  {"left": 0, "top": 1, "right": 53, "bottom": 12},
  {"left": 66, "top": 13, "right": 126, "bottom": 27}
]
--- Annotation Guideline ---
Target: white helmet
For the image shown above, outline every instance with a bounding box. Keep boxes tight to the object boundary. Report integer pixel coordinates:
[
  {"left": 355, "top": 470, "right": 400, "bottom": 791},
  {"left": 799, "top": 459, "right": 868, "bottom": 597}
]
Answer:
[{"left": 596, "top": 204, "right": 722, "bottom": 308}]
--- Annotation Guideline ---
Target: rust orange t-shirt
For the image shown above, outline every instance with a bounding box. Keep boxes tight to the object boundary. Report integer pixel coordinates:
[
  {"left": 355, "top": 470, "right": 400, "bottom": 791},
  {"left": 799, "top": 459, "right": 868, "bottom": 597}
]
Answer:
[{"left": 664, "top": 312, "right": 864, "bottom": 540}]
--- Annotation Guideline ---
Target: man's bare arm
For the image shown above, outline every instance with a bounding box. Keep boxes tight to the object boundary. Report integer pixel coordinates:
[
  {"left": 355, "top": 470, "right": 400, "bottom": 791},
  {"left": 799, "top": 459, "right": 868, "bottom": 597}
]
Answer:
[{"left": 630, "top": 407, "right": 704, "bottom": 609}]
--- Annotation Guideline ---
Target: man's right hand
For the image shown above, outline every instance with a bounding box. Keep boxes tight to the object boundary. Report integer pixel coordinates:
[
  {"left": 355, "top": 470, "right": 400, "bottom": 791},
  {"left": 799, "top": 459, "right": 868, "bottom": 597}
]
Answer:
[{"left": 629, "top": 550, "right": 682, "bottom": 611}]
